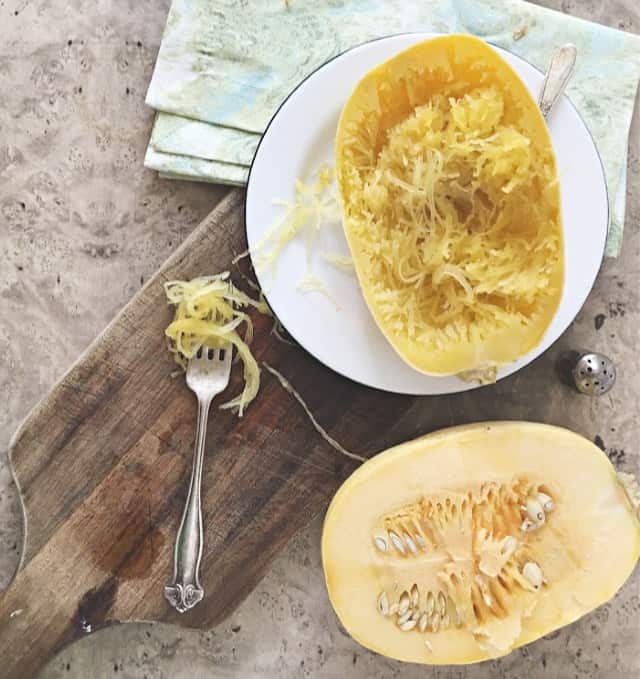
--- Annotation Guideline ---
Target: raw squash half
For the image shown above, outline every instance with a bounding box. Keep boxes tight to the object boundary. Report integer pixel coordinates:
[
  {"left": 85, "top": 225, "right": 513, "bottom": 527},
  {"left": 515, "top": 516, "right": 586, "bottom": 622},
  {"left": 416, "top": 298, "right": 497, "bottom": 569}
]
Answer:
[
  {"left": 335, "top": 35, "right": 564, "bottom": 375},
  {"left": 321, "top": 422, "right": 640, "bottom": 664}
]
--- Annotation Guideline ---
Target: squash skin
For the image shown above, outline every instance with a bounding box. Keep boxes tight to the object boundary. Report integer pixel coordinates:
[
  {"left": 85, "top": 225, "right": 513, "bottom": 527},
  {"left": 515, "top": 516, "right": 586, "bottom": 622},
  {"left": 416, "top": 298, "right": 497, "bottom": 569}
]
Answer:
[
  {"left": 335, "top": 35, "right": 564, "bottom": 376},
  {"left": 321, "top": 422, "right": 640, "bottom": 665}
]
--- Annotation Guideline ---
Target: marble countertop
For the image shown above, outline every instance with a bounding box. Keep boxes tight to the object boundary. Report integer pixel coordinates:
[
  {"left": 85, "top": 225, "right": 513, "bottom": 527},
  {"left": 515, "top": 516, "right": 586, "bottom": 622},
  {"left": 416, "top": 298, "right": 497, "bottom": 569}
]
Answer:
[{"left": 0, "top": 1, "right": 638, "bottom": 677}]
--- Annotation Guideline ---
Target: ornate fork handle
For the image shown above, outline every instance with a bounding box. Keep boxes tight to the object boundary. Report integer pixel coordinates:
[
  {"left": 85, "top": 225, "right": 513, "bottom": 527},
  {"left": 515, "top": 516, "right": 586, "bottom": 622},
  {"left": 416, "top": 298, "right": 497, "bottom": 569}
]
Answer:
[
  {"left": 538, "top": 44, "right": 577, "bottom": 119},
  {"left": 165, "top": 396, "right": 212, "bottom": 612}
]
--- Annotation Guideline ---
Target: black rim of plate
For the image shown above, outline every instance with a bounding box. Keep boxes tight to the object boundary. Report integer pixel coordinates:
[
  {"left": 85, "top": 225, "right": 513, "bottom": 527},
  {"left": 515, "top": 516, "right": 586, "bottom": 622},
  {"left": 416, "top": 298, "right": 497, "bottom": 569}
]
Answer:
[{"left": 243, "top": 32, "right": 609, "bottom": 396}]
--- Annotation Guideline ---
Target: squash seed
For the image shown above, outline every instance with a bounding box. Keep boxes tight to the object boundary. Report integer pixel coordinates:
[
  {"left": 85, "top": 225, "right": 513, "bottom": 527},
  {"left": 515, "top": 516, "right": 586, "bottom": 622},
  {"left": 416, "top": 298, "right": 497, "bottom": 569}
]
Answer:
[
  {"left": 404, "top": 533, "right": 418, "bottom": 554},
  {"left": 418, "top": 613, "right": 428, "bottom": 632},
  {"left": 374, "top": 536, "right": 388, "bottom": 552},
  {"left": 437, "top": 591, "right": 447, "bottom": 616},
  {"left": 431, "top": 612, "right": 441, "bottom": 632},
  {"left": 521, "top": 518, "right": 538, "bottom": 532},
  {"left": 398, "top": 592, "right": 411, "bottom": 616},
  {"left": 416, "top": 535, "right": 427, "bottom": 549},
  {"left": 389, "top": 531, "right": 406, "bottom": 554},
  {"left": 377, "top": 592, "right": 390, "bottom": 616},
  {"left": 389, "top": 603, "right": 399, "bottom": 615},
  {"left": 443, "top": 613, "right": 451, "bottom": 628},
  {"left": 399, "top": 619, "right": 417, "bottom": 631},
  {"left": 526, "top": 499, "right": 545, "bottom": 524},
  {"left": 424, "top": 639, "right": 433, "bottom": 653},
  {"left": 537, "top": 492, "right": 554, "bottom": 512},
  {"left": 522, "top": 561, "right": 543, "bottom": 589},
  {"left": 447, "top": 596, "right": 461, "bottom": 626},
  {"left": 410, "top": 584, "right": 419, "bottom": 607},
  {"left": 411, "top": 608, "right": 421, "bottom": 621},
  {"left": 397, "top": 609, "right": 412, "bottom": 625},
  {"left": 426, "top": 591, "right": 435, "bottom": 616},
  {"left": 501, "top": 535, "right": 518, "bottom": 555}
]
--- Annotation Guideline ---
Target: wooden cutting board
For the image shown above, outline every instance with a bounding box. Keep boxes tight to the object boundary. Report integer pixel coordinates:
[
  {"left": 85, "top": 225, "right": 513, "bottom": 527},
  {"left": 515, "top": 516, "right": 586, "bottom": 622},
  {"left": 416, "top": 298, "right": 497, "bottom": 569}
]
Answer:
[
  {"left": 0, "top": 189, "right": 566, "bottom": 677},
  {"left": 0, "top": 190, "right": 425, "bottom": 678}
]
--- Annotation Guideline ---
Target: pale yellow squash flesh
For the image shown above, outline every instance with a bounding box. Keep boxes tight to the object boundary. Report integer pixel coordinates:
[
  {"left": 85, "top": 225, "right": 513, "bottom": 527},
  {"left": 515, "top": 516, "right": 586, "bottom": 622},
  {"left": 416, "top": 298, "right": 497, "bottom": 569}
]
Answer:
[
  {"left": 321, "top": 422, "right": 640, "bottom": 664},
  {"left": 336, "top": 35, "right": 564, "bottom": 375}
]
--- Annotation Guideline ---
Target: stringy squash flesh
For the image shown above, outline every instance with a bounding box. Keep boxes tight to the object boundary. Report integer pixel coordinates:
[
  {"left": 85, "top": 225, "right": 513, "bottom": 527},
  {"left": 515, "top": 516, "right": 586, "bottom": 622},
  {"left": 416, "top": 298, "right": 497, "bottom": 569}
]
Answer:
[
  {"left": 336, "top": 35, "right": 564, "bottom": 375},
  {"left": 321, "top": 422, "right": 640, "bottom": 665},
  {"left": 164, "top": 274, "right": 269, "bottom": 415}
]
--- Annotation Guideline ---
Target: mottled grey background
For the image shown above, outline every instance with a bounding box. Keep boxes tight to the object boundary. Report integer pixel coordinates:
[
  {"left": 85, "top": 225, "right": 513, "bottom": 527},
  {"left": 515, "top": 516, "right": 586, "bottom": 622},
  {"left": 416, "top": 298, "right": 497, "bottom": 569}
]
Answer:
[{"left": 0, "top": 1, "right": 638, "bottom": 677}]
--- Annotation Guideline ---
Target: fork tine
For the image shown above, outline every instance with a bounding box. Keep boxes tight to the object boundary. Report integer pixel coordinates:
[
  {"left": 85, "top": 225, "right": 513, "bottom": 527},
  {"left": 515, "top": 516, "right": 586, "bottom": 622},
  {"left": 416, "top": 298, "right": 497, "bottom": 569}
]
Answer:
[{"left": 220, "top": 344, "right": 232, "bottom": 367}]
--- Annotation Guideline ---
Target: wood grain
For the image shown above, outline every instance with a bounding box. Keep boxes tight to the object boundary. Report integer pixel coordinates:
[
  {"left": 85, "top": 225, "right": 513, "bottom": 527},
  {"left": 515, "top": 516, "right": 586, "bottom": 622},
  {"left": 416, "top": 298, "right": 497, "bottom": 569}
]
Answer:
[{"left": 0, "top": 190, "right": 422, "bottom": 678}]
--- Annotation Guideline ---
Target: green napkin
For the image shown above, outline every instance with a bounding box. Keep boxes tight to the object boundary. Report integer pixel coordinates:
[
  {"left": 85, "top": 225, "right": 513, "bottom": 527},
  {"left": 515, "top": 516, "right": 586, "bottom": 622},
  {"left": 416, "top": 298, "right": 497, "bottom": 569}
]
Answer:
[
  {"left": 150, "top": 113, "right": 260, "bottom": 166},
  {"left": 144, "top": 146, "right": 248, "bottom": 186},
  {"left": 145, "top": 0, "right": 640, "bottom": 255}
]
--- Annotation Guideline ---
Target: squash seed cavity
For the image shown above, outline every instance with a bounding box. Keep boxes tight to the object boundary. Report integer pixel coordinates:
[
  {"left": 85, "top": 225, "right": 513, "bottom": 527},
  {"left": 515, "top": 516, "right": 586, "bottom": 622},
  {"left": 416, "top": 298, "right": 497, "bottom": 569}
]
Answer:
[{"left": 372, "top": 478, "right": 555, "bottom": 642}]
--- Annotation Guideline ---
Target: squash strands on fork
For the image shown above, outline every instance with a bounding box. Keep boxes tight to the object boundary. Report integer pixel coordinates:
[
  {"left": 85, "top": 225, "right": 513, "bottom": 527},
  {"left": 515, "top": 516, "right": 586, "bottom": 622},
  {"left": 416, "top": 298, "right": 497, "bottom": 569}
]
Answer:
[{"left": 164, "top": 274, "right": 269, "bottom": 415}]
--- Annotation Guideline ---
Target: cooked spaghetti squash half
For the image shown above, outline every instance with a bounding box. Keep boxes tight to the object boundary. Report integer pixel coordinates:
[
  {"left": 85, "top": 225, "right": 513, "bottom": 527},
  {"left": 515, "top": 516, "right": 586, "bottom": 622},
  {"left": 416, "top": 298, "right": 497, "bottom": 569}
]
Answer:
[
  {"left": 322, "top": 423, "right": 640, "bottom": 664},
  {"left": 336, "top": 35, "right": 564, "bottom": 376}
]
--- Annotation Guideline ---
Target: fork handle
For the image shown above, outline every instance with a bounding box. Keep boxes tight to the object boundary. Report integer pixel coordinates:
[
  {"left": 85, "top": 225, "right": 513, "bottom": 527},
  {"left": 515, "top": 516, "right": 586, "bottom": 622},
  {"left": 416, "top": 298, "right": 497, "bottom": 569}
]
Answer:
[
  {"left": 538, "top": 44, "right": 577, "bottom": 119},
  {"left": 164, "top": 396, "right": 211, "bottom": 613}
]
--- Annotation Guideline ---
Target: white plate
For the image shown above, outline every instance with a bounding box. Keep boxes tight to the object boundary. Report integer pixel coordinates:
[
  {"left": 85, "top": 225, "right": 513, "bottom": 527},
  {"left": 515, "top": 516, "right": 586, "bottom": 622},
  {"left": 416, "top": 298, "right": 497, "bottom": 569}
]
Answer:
[{"left": 245, "top": 33, "right": 608, "bottom": 395}]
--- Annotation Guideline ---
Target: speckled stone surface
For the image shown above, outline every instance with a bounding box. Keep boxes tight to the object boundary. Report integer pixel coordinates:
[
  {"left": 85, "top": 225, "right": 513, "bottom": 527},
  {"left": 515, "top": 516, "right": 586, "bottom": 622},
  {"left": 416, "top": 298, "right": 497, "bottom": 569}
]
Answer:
[{"left": 1, "top": 1, "right": 639, "bottom": 677}]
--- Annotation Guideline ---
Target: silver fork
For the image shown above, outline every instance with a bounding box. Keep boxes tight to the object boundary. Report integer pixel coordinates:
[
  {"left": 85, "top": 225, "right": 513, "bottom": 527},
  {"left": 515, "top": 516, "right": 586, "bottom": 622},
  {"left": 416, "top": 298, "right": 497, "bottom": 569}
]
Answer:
[{"left": 164, "top": 343, "right": 232, "bottom": 613}]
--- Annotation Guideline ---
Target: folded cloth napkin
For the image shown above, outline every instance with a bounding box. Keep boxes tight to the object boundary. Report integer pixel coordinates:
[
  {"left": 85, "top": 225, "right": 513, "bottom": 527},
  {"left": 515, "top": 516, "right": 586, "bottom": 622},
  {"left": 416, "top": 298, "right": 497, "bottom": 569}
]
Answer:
[
  {"left": 145, "top": 146, "right": 248, "bottom": 186},
  {"left": 145, "top": 0, "right": 640, "bottom": 255}
]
